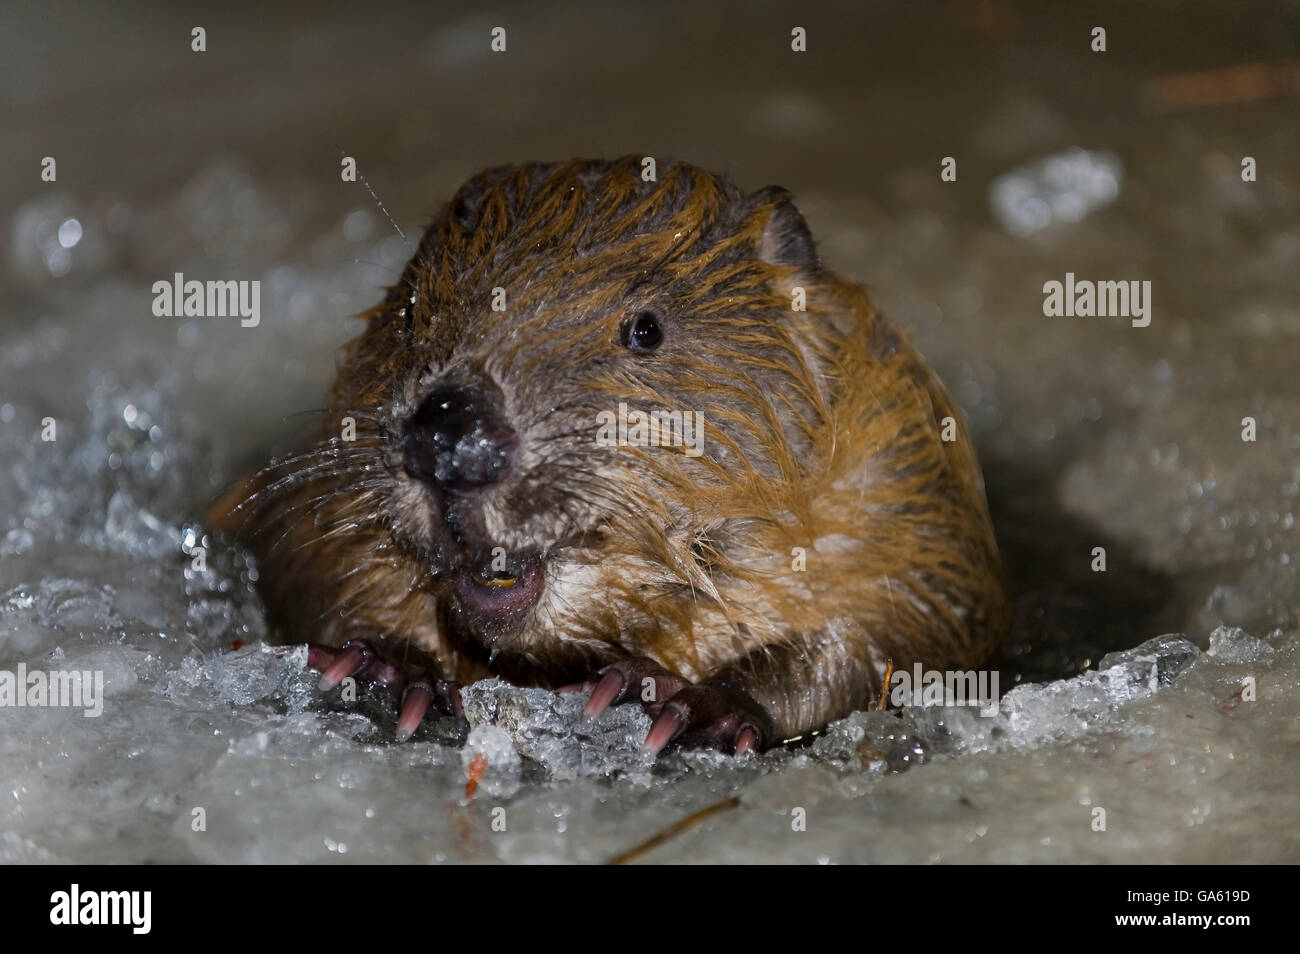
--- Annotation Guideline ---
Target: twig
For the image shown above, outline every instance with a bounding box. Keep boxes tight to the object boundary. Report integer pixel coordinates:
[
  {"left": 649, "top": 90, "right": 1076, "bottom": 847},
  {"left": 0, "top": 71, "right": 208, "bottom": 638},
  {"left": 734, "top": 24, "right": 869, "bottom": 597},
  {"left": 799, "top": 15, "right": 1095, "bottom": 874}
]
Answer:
[
  {"left": 609, "top": 796, "right": 742, "bottom": 865},
  {"left": 877, "top": 659, "right": 895, "bottom": 711},
  {"left": 1143, "top": 59, "right": 1300, "bottom": 109}
]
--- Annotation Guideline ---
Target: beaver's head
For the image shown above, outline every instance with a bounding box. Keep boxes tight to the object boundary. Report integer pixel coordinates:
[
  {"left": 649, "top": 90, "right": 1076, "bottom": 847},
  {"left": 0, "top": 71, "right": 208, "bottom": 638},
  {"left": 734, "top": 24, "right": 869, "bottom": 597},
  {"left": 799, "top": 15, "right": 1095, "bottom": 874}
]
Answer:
[{"left": 335, "top": 157, "right": 836, "bottom": 673}]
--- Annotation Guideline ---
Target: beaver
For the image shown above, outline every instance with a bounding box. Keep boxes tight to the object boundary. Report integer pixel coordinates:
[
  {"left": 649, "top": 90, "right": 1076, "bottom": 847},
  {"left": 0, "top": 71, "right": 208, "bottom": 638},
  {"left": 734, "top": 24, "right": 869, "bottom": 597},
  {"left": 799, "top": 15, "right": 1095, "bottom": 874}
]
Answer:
[{"left": 210, "top": 156, "right": 1007, "bottom": 755}]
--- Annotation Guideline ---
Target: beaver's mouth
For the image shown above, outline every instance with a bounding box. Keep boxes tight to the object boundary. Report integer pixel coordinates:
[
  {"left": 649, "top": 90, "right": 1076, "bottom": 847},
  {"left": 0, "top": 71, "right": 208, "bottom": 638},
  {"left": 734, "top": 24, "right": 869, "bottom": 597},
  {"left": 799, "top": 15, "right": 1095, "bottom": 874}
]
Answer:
[{"left": 452, "top": 552, "right": 544, "bottom": 620}]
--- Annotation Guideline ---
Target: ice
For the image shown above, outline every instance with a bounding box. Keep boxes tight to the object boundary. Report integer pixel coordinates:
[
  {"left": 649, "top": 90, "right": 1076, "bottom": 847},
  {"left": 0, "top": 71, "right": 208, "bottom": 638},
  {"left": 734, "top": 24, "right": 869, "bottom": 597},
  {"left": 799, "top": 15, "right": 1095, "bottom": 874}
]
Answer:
[
  {"left": 1205, "top": 624, "right": 1276, "bottom": 664},
  {"left": 1097, "top": 633, "right": 1201, "bottom": 697},
  {"left": 989, "top": 148, "right": 1124, "bottom": 237},
  {"left": 908, "top": 634, "right": 1204, "bottom": 755},
  {"left": 462, "top": 725, "right": 523, "bottom": 798},
  {"left": 461, "top": 678, "right": 656, "bottom": 782},
  {"left": 0, "top": 579, "right": 119, "bottom": 651},
  {"left": 809, "top": 709, "right": 945, "bottom": 773},
  {"left": 200, "top": 643, "right": 310, "bottom": 707}
]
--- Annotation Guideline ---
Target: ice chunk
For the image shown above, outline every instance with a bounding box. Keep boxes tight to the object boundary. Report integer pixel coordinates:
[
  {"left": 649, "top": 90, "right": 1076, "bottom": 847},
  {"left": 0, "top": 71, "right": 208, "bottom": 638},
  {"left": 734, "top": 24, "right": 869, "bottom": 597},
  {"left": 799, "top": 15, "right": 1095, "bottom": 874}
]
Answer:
[
  {"left": 989, "top": 147, "right": 1123, "bottom": 237},
  {"left": 1205, "top": 625, "right": 1276, "bottom": 664},
  {"left": 205, "top": 643, "right": 310, "bottom": 707},
  {"left": 998, "top": 635, "right": 1198, "bottom": 745},
  {"left": 810, "top": 708, "right": 944, "bottom": 773},
  {"left": 919, "top": 634, "right": 1202, "bottom": 754},
  {"left": 461, "top": 678, "right": 654, "bottom": 781},
  {"left": 462, "top": 724, "right": 522, "bottom": 798},
  {"left": 1098, "top": 633, "right": 1202, "bottom": 695}
]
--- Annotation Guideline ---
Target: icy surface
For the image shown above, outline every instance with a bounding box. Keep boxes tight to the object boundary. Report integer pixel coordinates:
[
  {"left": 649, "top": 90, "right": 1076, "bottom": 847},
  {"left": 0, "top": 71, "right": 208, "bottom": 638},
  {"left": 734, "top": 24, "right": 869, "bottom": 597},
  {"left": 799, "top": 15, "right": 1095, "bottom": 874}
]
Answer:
[{"left": 2, "top": 3, "right": 1298, "bottom": 863}]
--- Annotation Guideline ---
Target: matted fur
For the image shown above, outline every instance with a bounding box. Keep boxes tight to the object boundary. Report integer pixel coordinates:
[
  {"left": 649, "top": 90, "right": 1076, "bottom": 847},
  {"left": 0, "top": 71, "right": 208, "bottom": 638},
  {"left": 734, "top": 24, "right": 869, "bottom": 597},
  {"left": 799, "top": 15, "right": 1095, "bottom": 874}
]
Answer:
[{"left": 211, "top": 156, "right": 1007, "bottom": 742}]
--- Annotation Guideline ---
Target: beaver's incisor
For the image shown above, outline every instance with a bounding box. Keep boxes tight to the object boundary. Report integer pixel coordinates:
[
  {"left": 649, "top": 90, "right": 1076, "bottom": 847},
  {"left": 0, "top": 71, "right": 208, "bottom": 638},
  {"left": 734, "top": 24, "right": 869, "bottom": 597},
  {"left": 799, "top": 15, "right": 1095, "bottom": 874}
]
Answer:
[{"left": 211, "top": 156, "right": 1007, "bottom": 755}]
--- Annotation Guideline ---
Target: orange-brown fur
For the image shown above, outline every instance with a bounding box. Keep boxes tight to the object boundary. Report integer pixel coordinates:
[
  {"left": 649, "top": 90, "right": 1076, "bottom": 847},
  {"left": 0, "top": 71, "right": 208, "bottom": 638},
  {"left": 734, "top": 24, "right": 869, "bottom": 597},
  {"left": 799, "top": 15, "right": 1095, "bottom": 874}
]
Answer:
[{"left": 211, "top": 156, "right": 1007, "bottom": 743}]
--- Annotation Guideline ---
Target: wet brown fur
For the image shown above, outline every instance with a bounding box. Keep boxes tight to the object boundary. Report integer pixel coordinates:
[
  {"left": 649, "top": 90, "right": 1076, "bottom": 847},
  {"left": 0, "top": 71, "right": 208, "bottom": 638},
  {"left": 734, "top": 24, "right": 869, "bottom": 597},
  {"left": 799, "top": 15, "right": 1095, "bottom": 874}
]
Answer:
[{"left": 210, "top": 156, "right": 1007, "bottom": 743}]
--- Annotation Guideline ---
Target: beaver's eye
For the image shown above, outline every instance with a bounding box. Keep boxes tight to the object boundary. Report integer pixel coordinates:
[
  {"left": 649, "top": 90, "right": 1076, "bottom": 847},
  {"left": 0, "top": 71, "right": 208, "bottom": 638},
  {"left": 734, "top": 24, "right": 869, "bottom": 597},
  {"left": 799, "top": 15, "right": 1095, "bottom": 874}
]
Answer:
[{"left": 623, "top": 311, "right": 664, "bottom": 353}]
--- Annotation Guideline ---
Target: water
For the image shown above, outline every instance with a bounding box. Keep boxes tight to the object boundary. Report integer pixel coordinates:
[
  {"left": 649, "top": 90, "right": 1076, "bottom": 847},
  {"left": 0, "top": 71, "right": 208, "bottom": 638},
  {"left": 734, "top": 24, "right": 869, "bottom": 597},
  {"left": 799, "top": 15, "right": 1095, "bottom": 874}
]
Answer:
[{"left": 1, "top": 1, "right": 1297, "bottom": 863}]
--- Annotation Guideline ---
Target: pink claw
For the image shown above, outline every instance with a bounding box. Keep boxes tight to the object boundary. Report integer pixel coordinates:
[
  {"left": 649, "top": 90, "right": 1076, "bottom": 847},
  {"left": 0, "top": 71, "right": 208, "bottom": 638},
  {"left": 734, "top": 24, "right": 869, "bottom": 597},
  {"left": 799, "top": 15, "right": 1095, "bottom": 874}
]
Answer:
[
  {"left": 318, "top": 644, "right": 367, "bottom": 691},
  {"left": 734, "top": 727, "right": 759, "bottom": 756},
  {"left": 395, "top": 685, "right": 433, "bottom": 742},
  {"left": 643, "top": 708, "right": 686, "bottom": 755},
  {"left": 306, "top": 645, "right": 337, "bottom": 671},
  {"left": 584, "top": 670, "right": 625, "bottom": 718}
]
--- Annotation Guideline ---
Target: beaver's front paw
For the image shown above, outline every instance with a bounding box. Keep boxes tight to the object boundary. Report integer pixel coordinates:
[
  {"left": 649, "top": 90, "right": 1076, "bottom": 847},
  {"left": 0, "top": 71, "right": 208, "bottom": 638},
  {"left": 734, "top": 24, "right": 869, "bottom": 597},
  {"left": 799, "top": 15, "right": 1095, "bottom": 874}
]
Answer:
[
  {"left": 581, "top": 657, "right": 771, "bottom": 756},
  {"left": 307, "top": 638, "right": 462, "bottom": 741}
]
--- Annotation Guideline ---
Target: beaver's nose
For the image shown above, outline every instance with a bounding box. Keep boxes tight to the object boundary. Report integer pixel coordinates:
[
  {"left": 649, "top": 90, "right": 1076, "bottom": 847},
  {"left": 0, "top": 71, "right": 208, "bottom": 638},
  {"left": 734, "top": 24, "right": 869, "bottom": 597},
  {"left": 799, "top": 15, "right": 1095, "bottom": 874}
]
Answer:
[{"left": 401, "top": 384, "right": 518, "bottom": 490}]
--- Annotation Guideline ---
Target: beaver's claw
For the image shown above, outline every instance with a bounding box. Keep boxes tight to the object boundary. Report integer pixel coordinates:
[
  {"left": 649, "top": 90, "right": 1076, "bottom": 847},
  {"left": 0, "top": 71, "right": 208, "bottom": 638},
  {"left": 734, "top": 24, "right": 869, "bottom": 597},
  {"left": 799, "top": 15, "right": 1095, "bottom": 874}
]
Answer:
[
  {"left": 307, "top": 638, "right": 462, "bottom": 741},
  {"left": 580, "top": 656, "right": 770, "bottom": 756},
  {"left": 641, "top": 684, "right": 770, "bottom": 755},
  {"left": 582, "top": 656, "right": 689, "bottom": 719}
]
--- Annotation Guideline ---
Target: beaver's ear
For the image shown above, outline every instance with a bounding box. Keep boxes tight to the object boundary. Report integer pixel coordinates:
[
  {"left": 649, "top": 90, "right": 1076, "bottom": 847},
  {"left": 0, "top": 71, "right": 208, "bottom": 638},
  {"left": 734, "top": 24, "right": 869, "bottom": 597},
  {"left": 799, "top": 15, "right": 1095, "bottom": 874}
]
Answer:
[
  {"left": 444, "top": 163, "right": 516, "bottom": 234},
  {"left": 447, "top": 172, "right": 493, "bottom": 232},
  {"left": 753, "top": 186, "right": 820, "bottom": 271}
]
